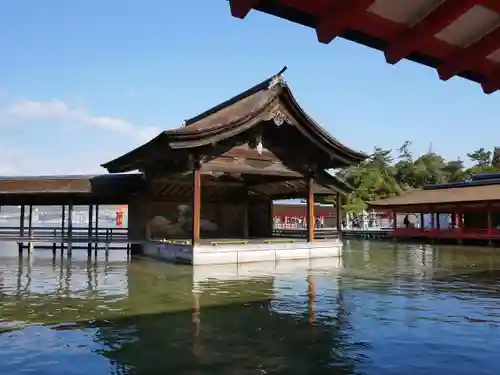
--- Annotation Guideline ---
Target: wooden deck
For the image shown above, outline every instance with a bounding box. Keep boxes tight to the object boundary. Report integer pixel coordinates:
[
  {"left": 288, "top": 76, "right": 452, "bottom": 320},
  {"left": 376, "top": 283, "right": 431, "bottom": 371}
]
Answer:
[{"left": 0, "top": 226, "right": 133, "bottom": 253}]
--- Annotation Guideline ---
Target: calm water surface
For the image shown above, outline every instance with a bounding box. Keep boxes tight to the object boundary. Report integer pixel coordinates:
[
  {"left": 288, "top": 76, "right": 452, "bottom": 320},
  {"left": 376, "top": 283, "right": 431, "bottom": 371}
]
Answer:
[{"left": 1, "top": 240, "right": 500, "bottom": 374}]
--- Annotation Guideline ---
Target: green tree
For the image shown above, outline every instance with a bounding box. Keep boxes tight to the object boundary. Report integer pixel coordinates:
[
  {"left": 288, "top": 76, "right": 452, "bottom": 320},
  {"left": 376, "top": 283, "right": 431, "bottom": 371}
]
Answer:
[
  {"left": 443, "top": 158, "right": 467, "bottom": 182},
  {"left": 333, "top": 145, "right": 500, "bottom": 215}
]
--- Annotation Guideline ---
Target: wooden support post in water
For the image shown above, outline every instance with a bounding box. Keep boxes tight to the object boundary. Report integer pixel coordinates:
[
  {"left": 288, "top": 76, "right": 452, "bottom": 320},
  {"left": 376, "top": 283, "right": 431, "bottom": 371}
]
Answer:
[
  {"left": 19, "top": 205, "right": 25, "bottom": 255},
  {"left": 27, "top": 205, "right": 33, "bottom": 255},
  {"left": 191, "top": 160, "right": 201, "bottom": 246},
  {"left": 307, "top": 273, "right": 316, "bottom": 324},
  {"left": 61, "top": 205, "right": 66, "bottom": 252},
  {"left": 94, "top": 205, "right": 99, "bottom": 250},
  {"left": 28, "top": 205, "right": 33, "bottom": 237},
  {"left": 67, "top": 203, "right": 73, "bottom": 256},
  {"left": 335, "top": 192, "right": 342, "bottom": 240},
  {"left": 306, "top": 176, "right": 314, "bottom": 243},
  {"left": 87, "top": 204, "right": 94, "bottom": 257}
]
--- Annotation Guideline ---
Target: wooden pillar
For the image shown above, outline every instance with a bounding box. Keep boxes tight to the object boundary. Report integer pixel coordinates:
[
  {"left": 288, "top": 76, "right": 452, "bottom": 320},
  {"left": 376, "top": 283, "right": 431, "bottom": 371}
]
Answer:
[
  {"left": 95, "top": 204, "right": 99, "bottom": 235},
  {"left": 19, "top": 205, "right": 25, "bottom": 236},
  {"left": 88, "top": 204, "right": 94, "bottom": 255},
  {"left": 456, "top": 212, "right": 463, "bottom": 245},
  {"left": 61, "top": 205, "right": 66, "bottom": 251},
  {"left": 456, "top": 213, "right": 462, "bottom": 231},
  {"left": 306, "top": 177, "right": 314, "bottom": 243},
  {"left": 27, "top": 205, "right": 33, "bottom": 255},
  {"left": 430, "top": 211, "right": 435, "bottom": 228},
  {"left": 19, "top": 205, "right": 25, "bottom": 255},
  {"left": 436, "top": 212, "right": 440, "bottom": 230},
  {"left": 392, "top": 211, "right": 397, "bottom": 230},
  {"left": 420, "top": 212, "right": 424, "bottom": 231},
  {"left": 67, "top": 203, "right": 73, "bottom": 255},
  {"left": 191, "top": 162, "right": 201, "bottom": 246},
  {"left": 335, "top": 192, "right": 342, "bottom": 240},
  {"left": 28, "top": 205, "right": 33, "bottom": 238}
]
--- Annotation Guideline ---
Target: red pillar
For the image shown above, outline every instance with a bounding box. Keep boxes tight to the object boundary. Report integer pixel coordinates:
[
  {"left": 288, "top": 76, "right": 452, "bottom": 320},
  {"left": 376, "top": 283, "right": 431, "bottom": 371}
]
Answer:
[
  {"left": 456, "top": 213, "right": 462, "bottom": 232},
  {"left": 487, "top": 206, "right": 493, "bottom": 236},
  {"left": 192, "top": 163, "right": 201, "bottom": 246},
  {"left": 306, "top": 177, "right": 315, "bottom": 243}
]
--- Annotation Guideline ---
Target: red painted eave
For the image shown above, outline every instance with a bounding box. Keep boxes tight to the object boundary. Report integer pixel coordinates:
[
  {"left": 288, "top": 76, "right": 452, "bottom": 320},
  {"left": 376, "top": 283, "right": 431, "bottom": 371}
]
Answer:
[{"left": 227, "top": 0, "right": 500, "bottom": 94}]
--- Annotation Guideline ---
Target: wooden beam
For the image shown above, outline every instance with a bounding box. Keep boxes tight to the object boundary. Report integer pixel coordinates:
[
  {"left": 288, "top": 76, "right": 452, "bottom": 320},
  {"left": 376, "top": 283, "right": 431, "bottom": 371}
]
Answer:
[
  {"left": 192, "top": 163, "right": 201, "bottom": 246},
  {"left": 306, "top": 177, "right": 314, "bottom": 242},
  {"left": 439, "top": 25, "right": 500, "bottom": 81},
  {"left": 385, "top": 0, "right": 473, "bottom": 64},
  {"left": 229, "top": 0, "right": 259, "bottom": 19},
  {"left": 316, "top": 0, "right": 376, "bottom": 44}
]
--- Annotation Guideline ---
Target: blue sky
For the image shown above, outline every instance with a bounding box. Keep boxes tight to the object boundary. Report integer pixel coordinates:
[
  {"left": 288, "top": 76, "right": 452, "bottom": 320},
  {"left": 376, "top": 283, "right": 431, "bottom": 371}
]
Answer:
[{"left": 0, "top": 0, "right": 498, "bottom": 175}]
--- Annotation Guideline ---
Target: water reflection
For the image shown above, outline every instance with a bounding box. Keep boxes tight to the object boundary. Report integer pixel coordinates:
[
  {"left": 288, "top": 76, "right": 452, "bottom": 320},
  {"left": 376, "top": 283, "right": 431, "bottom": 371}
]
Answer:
[{"left": 1, "top": 242, "right": 500, "bottom": 374}]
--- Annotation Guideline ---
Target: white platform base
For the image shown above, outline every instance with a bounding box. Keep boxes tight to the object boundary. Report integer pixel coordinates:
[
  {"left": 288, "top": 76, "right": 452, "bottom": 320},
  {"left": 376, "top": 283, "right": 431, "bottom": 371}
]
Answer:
[{"left": 143, "top": 239, "right": 342, "bottom": 265}]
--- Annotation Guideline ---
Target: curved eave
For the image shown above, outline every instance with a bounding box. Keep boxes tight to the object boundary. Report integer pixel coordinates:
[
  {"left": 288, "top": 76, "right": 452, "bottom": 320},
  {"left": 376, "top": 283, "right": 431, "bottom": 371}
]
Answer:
[
  {"left": 280, "top": 86, "right": 368, "bottom": 165},
  {"left": 101, "top": 134, "right": 165, "bottom": 173}
]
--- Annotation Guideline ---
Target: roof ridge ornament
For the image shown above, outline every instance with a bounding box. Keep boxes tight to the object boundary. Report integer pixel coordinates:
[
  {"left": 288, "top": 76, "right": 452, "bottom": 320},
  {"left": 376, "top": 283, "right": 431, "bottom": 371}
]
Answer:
[
  {"left": 268, "top": 74, "right": 286, "bottom": 90},
  {"left": 267, "top": 66, "right": 288, "bottom": 90}
]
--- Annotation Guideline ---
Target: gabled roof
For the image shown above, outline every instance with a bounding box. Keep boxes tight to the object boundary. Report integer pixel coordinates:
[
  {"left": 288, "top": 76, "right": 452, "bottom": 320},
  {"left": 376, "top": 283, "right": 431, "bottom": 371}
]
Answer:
[
  {"left": 227, "top": 0, "right": 500, "bottom": 94},
  {"left": 102, "top": 68, "right": 367, "bottom": 173}
]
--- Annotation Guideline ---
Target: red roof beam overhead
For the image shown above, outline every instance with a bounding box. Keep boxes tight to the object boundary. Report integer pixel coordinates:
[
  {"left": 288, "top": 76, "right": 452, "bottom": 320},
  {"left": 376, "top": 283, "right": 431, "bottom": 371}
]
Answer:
[
  {"left": 229, "top": 0, "right": 260, "bottom": 19},
  {"left": 314, "top": 0, "right": 377, "bottom": 44},
  {"left": 227, "top": 0, "right": 500, "bottom": 94},
  {"left": 384, "top": 0, "right": 475, "bottom": 64}
]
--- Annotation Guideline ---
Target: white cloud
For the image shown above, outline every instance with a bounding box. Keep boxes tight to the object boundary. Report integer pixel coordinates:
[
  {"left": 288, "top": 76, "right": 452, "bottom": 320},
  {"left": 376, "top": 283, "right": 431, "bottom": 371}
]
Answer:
[
  {"left": 0, "top": 96, "right": 161, "bottom": 176},
  {"left": 1, "top": 99, "right": 159, "bottom": 141}
]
